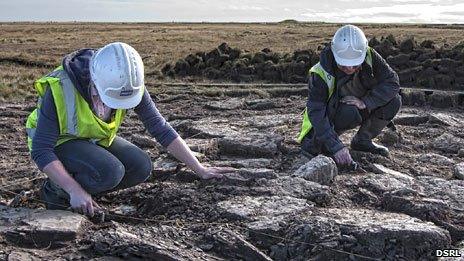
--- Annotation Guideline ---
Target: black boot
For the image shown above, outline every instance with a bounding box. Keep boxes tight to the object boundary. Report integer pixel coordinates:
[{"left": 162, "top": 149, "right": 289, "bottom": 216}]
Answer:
[
  {"left": 40, "top": 180, "right": 70, "bottom": 210},
  {"left": 351, "top": 117, "right": 390, "bottom": 157}
]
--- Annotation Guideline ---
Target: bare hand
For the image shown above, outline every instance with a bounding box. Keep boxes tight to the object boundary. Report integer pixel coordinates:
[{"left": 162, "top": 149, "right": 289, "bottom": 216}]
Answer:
[
  {"left": 333, "top": 147, "right": 353, "bottom": 166},
  {"left": 69, "top": 187, "right": 100, "bottom": 217},
  {"left": 341, "top": 96, "right": 366, "bottom": 110},
  {"left": 195, "top": 166, "right": 236, "bottom": 179}
]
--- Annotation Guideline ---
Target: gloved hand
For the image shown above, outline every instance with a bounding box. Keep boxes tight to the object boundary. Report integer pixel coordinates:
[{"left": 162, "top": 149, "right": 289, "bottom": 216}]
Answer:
[
  {"left": 333, "top": 147, "right": 353, "bottom": 166},
  {"left": 341, "top": 96, "right": 366, "bottom": 110}
]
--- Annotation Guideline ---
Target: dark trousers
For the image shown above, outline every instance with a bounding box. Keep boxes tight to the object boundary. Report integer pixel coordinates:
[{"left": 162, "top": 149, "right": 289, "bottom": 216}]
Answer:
[
  {"left": 333, "top": 94, "right": 402, "bottom": 133},
  {"left": 44, "top": 136, "right": 152, "bottom": 203}
]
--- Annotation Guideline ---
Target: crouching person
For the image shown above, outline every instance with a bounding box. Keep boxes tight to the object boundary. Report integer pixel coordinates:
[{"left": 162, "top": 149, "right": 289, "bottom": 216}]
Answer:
[
  {"left": 26, "top": 42, "right": 232, "bottom": 216},
  {"left": 297, "top": 25, "right": 401, "bottom": 167}
]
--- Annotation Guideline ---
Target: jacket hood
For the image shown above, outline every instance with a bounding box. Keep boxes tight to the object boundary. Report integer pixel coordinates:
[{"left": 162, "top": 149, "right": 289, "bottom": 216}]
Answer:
[{"left": 62, "top": 48, "right": 97, "bottom": 104}]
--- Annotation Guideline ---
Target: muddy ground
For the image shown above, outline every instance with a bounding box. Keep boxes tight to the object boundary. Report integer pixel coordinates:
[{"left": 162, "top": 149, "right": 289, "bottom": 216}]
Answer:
[{"left": 0, "top": 84, "right": 464, "bottom": 260}]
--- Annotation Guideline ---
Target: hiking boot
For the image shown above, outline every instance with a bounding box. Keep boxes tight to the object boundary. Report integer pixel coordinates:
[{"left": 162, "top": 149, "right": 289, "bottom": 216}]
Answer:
[
  {"left": 40, "top": 180, "right": 69, "bottom": 210},
  {"left": 351, "top": 117, "right": 390, "bottom": 157}
]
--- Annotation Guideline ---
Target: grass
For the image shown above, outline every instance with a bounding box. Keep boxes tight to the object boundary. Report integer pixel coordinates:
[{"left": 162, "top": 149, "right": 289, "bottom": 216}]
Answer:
[{"left": 1, "top": 22, "right": 464, "bottom": 99}]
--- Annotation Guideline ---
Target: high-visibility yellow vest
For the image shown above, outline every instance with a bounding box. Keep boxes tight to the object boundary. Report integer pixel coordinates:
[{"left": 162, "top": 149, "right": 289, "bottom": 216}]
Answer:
[
  {"left": 296, "top": 47, "right": 373, "bottom": 143},
  {"left": 25, "top": 66, "right": 127, "bottom": 150}
]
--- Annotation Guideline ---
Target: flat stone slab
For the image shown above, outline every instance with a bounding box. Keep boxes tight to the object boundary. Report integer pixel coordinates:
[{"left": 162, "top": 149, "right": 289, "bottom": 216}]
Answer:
[
  {"left": 264, "top": 207, "right": 451, "bottom": 260},
  {"left": 217, "top": 196, "right": 312, "bottom": 221},
  {"left": 205, "top": 98, "right": 244, "bottom": 110},
  {"left": 90, "top": 223, "right": 214, "bottom": 260},
  {"left": 418, "top": 153, "right": 455, "bottom": 165},
  {"left": 255, "top": 176, "right": 332, "bottom": 205},
  {"left": 431, "top": 133, "right": 464, "bottom": 154},
  {"left": 0, "top": 206, "right": 87, "bottom": 248},
  {"left": 217, "top": 133, "right": 282, "bottom": 158}
]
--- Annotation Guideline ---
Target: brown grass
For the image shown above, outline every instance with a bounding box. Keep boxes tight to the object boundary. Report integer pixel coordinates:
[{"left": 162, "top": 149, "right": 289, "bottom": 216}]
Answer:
[{"left": 1, "top": 22, "right": 464, "bottom": 100}]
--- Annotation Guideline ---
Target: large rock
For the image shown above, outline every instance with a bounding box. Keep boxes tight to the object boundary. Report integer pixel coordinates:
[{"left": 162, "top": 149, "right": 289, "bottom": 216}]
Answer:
[
  {"left": 0, "top": 206, "right": 87, "bottom": 248},
  {"left": 428, "top": 113, "right": 463, "bottom": 127},
  {"left": 418, "top": 153, "right": 455, "bottom": 165},
  {"left": 217, "top": 133, "right": 282, "bottom": 158},
  {"left": 255, "top": 176, "right": 332, "bottom": 205},
  {"left": 205, "top": 98, "right": 244, "bottom": 111},
  {"left": 90, "top": 223, "right": 214, "bottom": 260},
  {"left": 217, "top": 196, "right": 312, "bottom": 222},
  {"left": 319, "top": 208, "right": 450, "bottom": 260},
  {"left": 393, "top": 112, "right": 429, "bottom": 126},
  {"left": 454, "top": 162, "right": 464, "bottom": 180},
  {"left": 262, "top": 207, "right": 451, "bottom": 260},
  {"left": 292, "top": 155, "right": 337, "bottom": 185},
  {"left": 431, "top": 133, "right": 464, "bottom": 154}
]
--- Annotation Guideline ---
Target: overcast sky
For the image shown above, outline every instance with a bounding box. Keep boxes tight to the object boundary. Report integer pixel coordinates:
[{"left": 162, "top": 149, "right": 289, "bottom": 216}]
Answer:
[{"left": 1, "top": 0, "right": 463, "bottom": 23}]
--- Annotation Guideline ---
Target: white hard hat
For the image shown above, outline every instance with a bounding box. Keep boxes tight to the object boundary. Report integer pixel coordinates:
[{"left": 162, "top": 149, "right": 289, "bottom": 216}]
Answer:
[
  {"left": 90, "top": 42, "right": 145, "bottom": 109},
  {"left": 331, "top": 25, "right": 368, "bottom": 66}
]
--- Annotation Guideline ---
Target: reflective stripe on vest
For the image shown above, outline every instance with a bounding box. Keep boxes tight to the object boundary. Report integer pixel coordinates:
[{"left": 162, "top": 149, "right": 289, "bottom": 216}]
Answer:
[
  {"left": 25, "top": 67, "right": 127, "bottom": 150},
  {"left": 296, "top": 47, "right": 373, "bottom": 143}
]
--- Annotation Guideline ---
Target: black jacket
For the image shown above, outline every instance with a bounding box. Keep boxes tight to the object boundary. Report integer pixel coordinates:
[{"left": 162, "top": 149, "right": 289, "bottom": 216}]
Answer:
[{"left": 307, "top": 46, "right": 400, "bottom": 155}]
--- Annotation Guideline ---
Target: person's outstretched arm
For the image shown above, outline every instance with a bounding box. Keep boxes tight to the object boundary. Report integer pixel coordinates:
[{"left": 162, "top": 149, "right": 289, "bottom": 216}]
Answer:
[{"left": 135, "top": 90, "right": 234, "bottom": 179}]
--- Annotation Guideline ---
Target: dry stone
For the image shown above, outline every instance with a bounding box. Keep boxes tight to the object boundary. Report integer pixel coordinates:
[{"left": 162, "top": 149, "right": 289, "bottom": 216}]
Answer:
[
  {"left": 418, "top": 153, "right": 455, "bottom": 165},
  {"left": 292, "top": 155, "right": 337, "bottom": 185},
  {"left": 454, "top": 162, "right": 464, "bottom": 180},
  {"left": 431, "top": 133, "right": 464, "bottom": 154},
  {"left": 0, "top": 206, "right": 87, "bottom": 248},
  {"left": 255, "top": 176, "right": 332, "bottom": 205}
]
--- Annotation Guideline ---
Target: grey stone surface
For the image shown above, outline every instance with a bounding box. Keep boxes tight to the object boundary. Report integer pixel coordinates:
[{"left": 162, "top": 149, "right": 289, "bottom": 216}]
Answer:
[
  {"left": 418, "top": 153, "right": 455, "bottom": 165},
  {"left": 454, "top": 162, "right": 464, "bottom": 180},
  {"left": 0, "top": 206, "right": 87, "bottom": 248},
  {"left": 292, "top": 155, "right": 338, "bottom": 185},
  {"left": 255, "top": 176, "right": 332, "bottom": 205},
  {"left": 431, "top": 133, "right": 464, "bottom": 154}
]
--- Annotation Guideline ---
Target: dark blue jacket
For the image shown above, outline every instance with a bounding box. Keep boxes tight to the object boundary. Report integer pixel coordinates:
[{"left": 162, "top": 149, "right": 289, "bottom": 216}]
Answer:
[
  {"left": 31, "top": 49, "right": 178, "bottom": 171},
  {"left": 307, "top": 46, "right": 400, "bottom": 155}
]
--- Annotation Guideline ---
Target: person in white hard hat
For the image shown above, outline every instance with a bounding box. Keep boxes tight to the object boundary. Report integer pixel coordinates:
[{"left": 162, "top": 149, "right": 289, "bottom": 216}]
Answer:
[
  {"left": 297, "top": 25, "right": 401, "bottom": 167},
  {"left": 26, "top": 42, "right": 234, "bottom": 216}
]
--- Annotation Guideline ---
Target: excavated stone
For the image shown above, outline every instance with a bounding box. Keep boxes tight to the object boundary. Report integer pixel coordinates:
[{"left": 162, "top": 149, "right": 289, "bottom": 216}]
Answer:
[
  {"left": 418, "top": 153, "right": 455, "bottom": 165},
  {"left": 431, "top": 133, "right": 464, "bottom": 154},
  {"left": 205, "top": 98, "right": 244, "bottom": 110},
  {"left": 314, "top": 208, "right": 450, "bottom": 260},
  {"left": 236, "top": 168, "right": 278, "bottom": 180},
  {"left": 243, "top": 114, "right": 299, "bottom": 129},
  {"left": 152, "top": 156, "right": 179, "bottom": 176},
  {"left": 90, "top": 223, "right": 213, "bottom": 260},
  {"left": 292, "top": 155, "right": 337, "bottom": 185},
  {"left": 378, "top": 129, "right": 402, "bottom": 146},
  {"left": 217, "top": 133, "right": 282, "bottom": 158},
  {"left": 185, "top": 138, "right": 218, "bottom": 154},
  {"left": 455, "top": 163, "right": 464, "bottom": 180},
  {"left": 245, "top": 99, "right": 276, "bottom": 111},
  {"left": 188, "top": 119, "right": 241, "bottom": 138},
  {"left": 217, "top": 196, "right": 312, "bottom": 221},
  {"left": 7, "top": 251, "right": 39, "bottom": 261},
  {"left": 0, "top": 206, "right": 87, "bottom": 248},
  {"left": 212, "top": 158, "right": 273, "bottom": 169},
  {"left": 429, "top": 113, "right": 463, "bottom": 127},
  {"left": 255, "top": 176, "right": 332, "bottom": 205},
  {"left": 256, "top": 207, "right": 451, "bottom": 260},
  {"left": 393, "top": 113, "right": 429, "bottom": 126}
]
